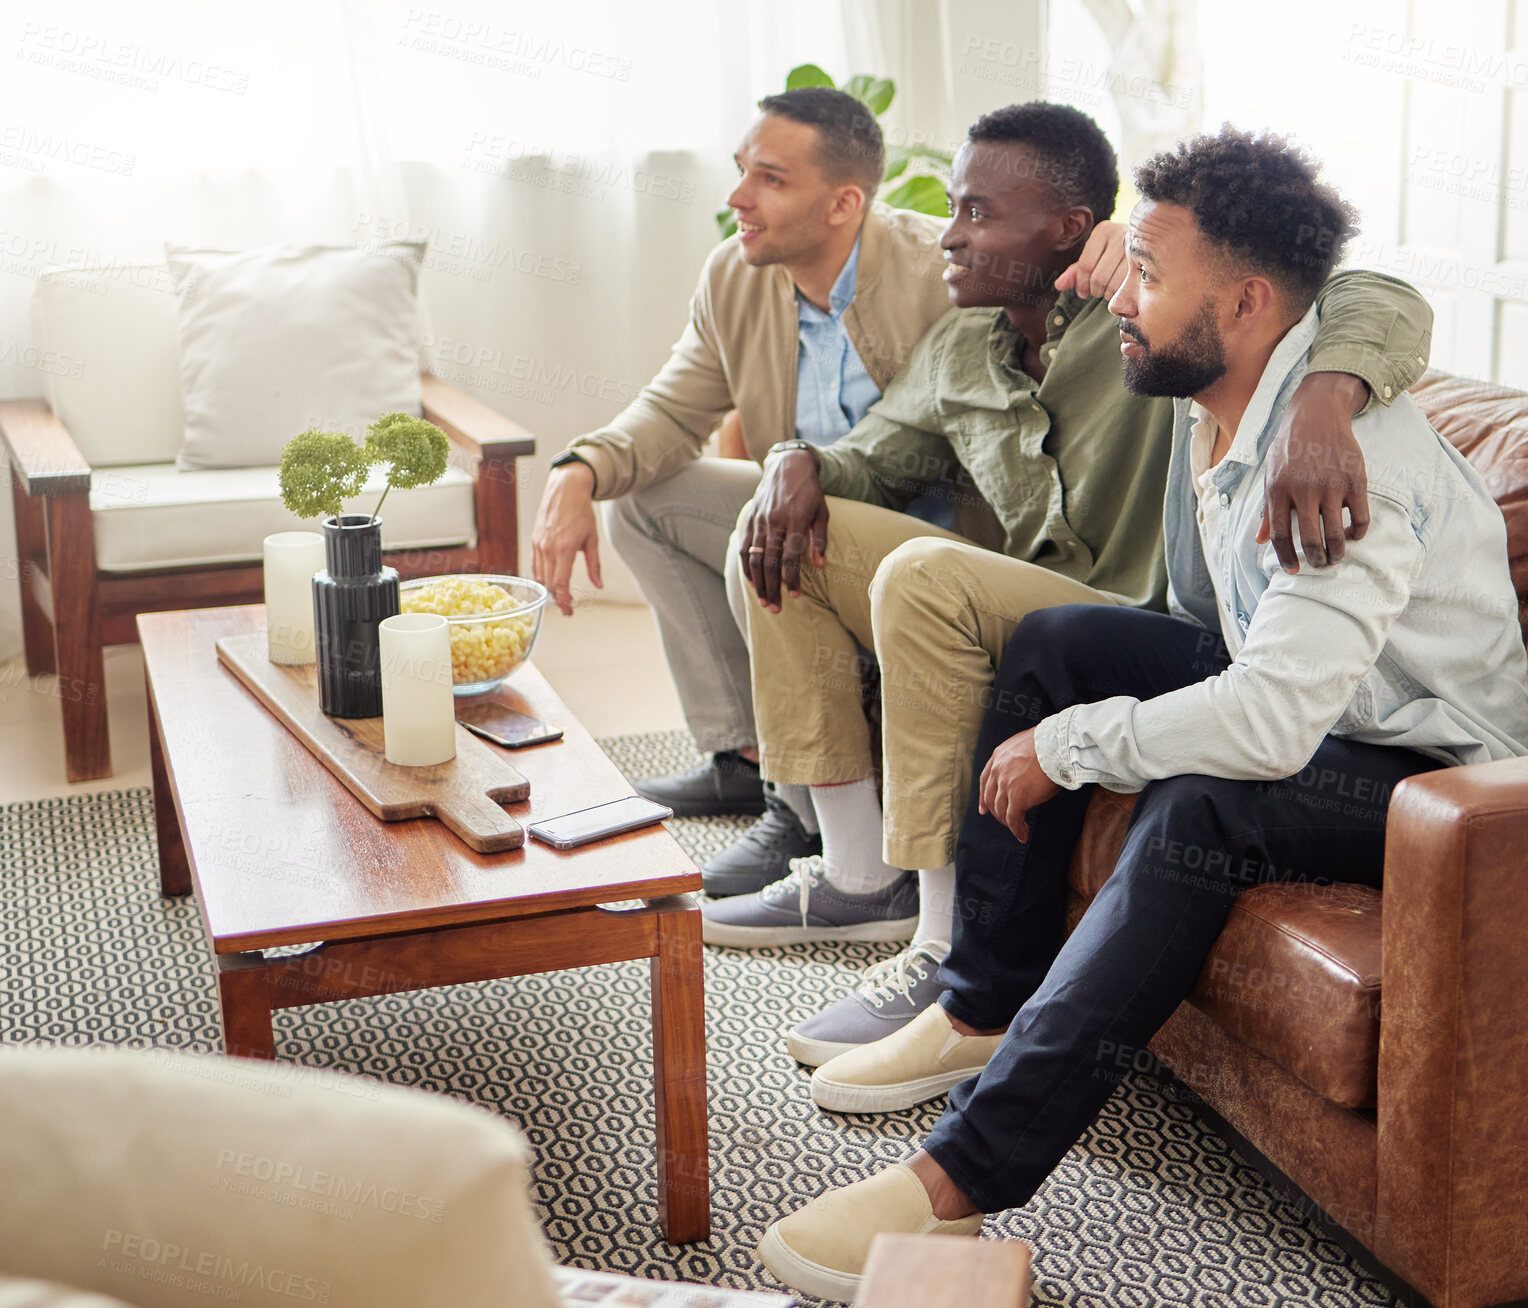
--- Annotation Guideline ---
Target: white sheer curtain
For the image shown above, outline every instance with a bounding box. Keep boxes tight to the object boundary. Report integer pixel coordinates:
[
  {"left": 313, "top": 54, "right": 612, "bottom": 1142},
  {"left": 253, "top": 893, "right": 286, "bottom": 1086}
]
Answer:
[{"left": 0, "top": 0, "right": 879, "bottom": 655}]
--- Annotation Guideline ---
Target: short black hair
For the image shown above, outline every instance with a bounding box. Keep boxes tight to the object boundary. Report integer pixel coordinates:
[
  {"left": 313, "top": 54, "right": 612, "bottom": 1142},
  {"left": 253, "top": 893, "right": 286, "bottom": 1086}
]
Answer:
[
  {"left": 758, "top": 87, "right": 884, "bottom": 197},
  {"left": 967, "top": 102, "right": 1118, "bottom": 225},
  {"left": 1134, "top": 126, "right": 1358, "bottom": 306}
]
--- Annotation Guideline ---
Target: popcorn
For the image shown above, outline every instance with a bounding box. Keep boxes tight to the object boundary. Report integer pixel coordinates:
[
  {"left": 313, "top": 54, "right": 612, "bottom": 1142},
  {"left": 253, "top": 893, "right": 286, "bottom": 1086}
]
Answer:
[{"left": 400, "top": 577, "right": 537, "bottom": 686}]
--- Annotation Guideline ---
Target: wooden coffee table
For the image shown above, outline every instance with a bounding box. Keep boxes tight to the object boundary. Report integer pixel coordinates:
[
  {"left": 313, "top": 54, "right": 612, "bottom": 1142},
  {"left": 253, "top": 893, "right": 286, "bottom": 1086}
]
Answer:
[{"left": 139, "top": 605, "right": 708, "bottom": 1243}]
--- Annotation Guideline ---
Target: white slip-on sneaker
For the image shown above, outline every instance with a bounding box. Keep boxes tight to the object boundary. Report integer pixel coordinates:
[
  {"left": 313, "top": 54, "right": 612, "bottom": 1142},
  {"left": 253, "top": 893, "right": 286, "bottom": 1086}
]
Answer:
[
  {"left": 809, "top": 1002, "right": 1004, "bottom": 1114},
  {"left": 757, "top": 1163, "right": 983, "bottom": 1302}
]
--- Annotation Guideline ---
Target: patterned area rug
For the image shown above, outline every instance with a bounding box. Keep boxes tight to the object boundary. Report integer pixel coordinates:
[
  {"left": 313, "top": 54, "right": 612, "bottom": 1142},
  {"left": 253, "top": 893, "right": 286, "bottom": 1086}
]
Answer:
[{"left": 0, "top": 730, "right": 1399, "bottom": 1308}]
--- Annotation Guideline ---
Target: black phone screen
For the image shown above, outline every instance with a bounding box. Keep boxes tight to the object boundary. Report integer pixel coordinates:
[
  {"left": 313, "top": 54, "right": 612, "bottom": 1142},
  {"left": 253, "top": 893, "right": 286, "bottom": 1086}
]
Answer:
[{"left": 455, "top": 703, "right": 563, "bottom": 748}]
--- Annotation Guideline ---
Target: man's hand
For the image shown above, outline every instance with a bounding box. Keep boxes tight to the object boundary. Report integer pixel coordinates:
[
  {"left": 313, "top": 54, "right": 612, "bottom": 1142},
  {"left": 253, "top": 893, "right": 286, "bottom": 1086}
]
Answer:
[
  {"left": 977, "top": 728, "right": 1060, "bottom": 843},
  {"left": 530, "top": 461, "right": 603, "bottom": 616},
  {"left": 1258, "top": 372, "right": 1370, "bottom": 573},
  {"left": 1053, "top": 221, "right": 1127, "bottom": 300},
  {"left": 738, "top": 449, "right": 828, "bottom": 612}
]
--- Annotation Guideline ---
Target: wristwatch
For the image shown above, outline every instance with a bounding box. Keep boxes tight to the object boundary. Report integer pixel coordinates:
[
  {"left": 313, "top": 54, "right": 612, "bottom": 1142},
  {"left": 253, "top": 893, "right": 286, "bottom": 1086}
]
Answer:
[
  {"left": 765, "top": 439, "right": 819, "bottom": 462},
  {"left": 549, "top": 450, "right": 592, "bottom": 471}
]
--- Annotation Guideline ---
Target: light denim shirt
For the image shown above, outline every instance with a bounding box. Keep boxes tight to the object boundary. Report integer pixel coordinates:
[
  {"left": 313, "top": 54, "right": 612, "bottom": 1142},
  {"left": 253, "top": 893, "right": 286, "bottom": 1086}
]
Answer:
[
  {"left": 795, "top": 232, "right": 881, "bottom": 445},
  {"left": 1036, "top": 302, "right": 1528, "bottom": 792}
]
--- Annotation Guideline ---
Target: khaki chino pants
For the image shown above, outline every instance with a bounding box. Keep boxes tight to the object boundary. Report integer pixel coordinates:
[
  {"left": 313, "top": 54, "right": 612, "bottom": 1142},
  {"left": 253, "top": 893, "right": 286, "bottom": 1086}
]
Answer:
[{"left": 727, "top": 497, "right": 1116, "bottom": 870}]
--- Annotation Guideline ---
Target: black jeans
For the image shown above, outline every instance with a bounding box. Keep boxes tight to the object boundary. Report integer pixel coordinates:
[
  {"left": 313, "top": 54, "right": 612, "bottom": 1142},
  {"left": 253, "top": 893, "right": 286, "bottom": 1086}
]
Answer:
[{"left": 922, "top": 605, "right": 1438, "bottom": 1213}]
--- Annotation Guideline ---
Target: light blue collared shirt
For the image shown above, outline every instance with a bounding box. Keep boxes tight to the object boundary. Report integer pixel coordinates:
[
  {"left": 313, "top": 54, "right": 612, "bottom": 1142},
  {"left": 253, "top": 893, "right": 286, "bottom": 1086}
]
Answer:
[
  {"left": 794, "top": 232, "right": 881, "bottom": 446},
  {"left": 796, "top": 231, "right": 952, "bottom": 525}
]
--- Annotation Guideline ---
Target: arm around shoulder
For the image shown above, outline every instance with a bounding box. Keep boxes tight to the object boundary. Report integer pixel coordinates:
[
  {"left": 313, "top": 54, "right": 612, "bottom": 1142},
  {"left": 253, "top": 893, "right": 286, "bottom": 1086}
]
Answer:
[{"left": 1308, "top": 269, "right": 1434, "bottom": 410}]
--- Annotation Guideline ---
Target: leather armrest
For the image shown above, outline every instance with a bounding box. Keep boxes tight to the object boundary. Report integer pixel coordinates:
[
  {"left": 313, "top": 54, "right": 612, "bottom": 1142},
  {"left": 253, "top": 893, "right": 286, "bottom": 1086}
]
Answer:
[
  {"left": 420, "top": 372, "right": 537, "bottom": 460},
  {"left": 0, "top": 399, "right": 91, "bottom": 495},
  {"left": 1374, "top": 756, "right": 1528, "bottom": 1307},
  {"left": 421, "top": 372, "right": 535, "bottom": 575}
]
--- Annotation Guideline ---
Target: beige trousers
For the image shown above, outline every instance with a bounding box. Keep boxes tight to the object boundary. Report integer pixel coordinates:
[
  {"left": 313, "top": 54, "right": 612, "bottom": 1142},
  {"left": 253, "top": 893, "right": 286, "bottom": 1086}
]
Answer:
[{"left": 726, "top": 497, "right": 1116, "bottom": 870}]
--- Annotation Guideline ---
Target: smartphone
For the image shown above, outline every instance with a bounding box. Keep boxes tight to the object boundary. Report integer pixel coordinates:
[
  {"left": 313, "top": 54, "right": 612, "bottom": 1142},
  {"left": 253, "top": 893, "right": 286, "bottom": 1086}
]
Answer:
[
  {"left": 527, "top": 796, "right": 673, "bottom": 849},
  {"left": 456, "top": 703, "right": 564, "bottom": 748}
]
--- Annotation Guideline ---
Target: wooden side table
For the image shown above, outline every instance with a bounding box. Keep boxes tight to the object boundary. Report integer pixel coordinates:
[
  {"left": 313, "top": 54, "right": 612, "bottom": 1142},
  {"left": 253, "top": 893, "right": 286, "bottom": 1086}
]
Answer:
[{"left": 140, "top": 605, "right": 709, "bottom": 1243}]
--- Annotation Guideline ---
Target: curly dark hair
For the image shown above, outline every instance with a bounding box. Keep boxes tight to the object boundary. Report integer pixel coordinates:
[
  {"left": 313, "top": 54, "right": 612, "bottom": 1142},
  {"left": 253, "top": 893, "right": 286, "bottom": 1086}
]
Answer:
[
  {"left": 967, "top": 102, "right": 1119, "bottom": 224},
  {"left": 1134, "top": 127, "right": 1358, "bottom": 305},
  {"left": 759, "top": 88, "right": 885, "bottom": 198}
]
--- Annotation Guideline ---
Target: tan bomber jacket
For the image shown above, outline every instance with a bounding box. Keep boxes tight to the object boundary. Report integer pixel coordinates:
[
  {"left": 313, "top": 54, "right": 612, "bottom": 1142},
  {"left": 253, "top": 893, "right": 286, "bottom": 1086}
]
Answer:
[{"left": 562, "top": 202, "right": 951, "bottom": 500}]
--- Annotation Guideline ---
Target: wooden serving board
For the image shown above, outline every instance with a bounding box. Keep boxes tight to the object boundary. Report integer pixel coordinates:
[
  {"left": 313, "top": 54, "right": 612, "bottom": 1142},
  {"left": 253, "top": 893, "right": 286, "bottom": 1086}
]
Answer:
[{"left": 215, "top": 632, "right": 527, "bottom": 852}]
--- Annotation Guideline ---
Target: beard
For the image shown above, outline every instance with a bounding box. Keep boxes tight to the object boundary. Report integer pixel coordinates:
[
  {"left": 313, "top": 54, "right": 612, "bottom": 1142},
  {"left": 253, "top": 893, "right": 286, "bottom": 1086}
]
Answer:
[{"left": 1120, "top": 299, "right": 1227, "bottom": 397}]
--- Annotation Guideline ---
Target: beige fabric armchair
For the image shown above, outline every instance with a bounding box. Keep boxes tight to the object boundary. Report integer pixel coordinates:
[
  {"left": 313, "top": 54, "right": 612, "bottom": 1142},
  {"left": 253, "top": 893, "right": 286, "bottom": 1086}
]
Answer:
[
  {"left": 0, "top": 1046, "right": 562, "bottom": 1308},
  {"left": 1, "top": 267, "right": 535, "bottom": 783}
]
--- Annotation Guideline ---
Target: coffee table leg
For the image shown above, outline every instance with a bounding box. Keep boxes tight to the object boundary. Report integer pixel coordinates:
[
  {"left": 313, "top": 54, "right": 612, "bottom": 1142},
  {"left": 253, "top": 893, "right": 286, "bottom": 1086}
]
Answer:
[
  {"left": 218, "top": 953, "right": 276, "bottom": 1059},
  {"left": 650, "top": 904, "right": 709, "bottom": 1243},
  {"left": 146, "top": 681, "right": 192, "bottom": 898}
]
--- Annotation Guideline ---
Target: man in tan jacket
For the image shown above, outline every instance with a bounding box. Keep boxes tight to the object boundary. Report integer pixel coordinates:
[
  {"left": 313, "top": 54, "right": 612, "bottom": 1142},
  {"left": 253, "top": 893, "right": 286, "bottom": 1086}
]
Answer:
[{"left": 531, "top": 88, "right": 963, "bottom": 889}]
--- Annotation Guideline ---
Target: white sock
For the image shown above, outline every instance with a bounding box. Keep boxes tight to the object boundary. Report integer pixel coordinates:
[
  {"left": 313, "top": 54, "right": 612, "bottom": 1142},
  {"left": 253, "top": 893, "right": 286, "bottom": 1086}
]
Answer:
[
  {"left": 772, "top": 782, "right": 819, "bottom": 835},
  {"left": 912, "top": 864, "right": 956, "bottom": 956},
  {"left": 809, "top": 778, "right": 902, "bottom": 895}
]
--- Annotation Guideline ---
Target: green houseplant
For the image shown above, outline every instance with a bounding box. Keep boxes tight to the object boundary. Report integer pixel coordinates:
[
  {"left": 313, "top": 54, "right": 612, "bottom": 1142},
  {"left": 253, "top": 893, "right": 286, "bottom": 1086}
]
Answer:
[
  {"left": 278, "top": 413, "right": 450, "bottom": 524},
  {"left": 277, "top": 414, "right": 451, "bottom": 718},
  {"left": 716, "top": 63, "right": 954, "bottom": 238}
]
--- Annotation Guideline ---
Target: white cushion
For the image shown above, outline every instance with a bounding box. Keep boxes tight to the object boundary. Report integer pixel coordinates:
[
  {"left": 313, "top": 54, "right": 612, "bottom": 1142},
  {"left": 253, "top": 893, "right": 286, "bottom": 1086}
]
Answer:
[
  {"left": 0, "top": 1277, "right": 139, "bottom": 1307},
  {"left": 0, "top": 1046, "right": 561, "bottom": 1308},
  {"left": 31, "top": 265, "right": 186, "bottom": 468},
  {"left": 91, "top": 462, "right": 475, "bottom": 572},
  {"left": 169, "top": 243, "right": 425, "bottom": 471}
]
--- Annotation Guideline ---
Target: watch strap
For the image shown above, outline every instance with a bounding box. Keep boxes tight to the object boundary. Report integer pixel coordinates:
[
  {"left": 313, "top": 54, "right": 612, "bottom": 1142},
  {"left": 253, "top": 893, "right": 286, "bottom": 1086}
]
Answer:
[{"left": 766, "top": 439, "right": 818, "bottom": 460}]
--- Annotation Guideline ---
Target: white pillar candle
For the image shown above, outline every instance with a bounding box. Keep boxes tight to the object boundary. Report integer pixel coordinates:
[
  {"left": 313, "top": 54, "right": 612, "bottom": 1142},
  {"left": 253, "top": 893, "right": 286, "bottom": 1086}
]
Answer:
[
  {"left": 379, "top": 613, "right": 457, "bottom": 767},
  {"left": 263, "top": 531, "right": 327, "bottom": 665}
]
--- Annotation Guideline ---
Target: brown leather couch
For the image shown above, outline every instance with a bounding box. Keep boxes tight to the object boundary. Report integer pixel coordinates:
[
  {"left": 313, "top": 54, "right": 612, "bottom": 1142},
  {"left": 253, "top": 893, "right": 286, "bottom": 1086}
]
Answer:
[{"left": 1063, "top": 371, "right": 1528, "bottom": 1308}]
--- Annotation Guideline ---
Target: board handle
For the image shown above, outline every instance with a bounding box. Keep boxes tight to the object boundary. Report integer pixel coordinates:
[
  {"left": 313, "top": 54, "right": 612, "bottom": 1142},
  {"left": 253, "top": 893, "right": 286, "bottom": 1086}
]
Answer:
[{"left": 433, "top": 788, "right": 525, "bottom": 853}]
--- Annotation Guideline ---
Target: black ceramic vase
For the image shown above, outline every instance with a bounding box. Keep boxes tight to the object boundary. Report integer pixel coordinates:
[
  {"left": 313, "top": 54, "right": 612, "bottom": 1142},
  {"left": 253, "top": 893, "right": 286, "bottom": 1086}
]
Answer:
[{"left": 312, "top": 514, "right": 400, "bottom": 718}]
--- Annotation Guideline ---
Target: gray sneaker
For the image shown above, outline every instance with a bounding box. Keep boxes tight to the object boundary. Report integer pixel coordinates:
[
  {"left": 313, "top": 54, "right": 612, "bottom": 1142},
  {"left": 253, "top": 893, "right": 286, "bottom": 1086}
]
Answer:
[
  {"left": 702, "top": 790, "right": 822, "bottom": 897},
  {"left": 633, "top": 750, "right": 764, "bottom": 817},
  {"left": 786, "top": 941, "right": 951, "bottom": 1066},
  {"left": 701, "top": 858, "right": 918, "bottom": 948}
]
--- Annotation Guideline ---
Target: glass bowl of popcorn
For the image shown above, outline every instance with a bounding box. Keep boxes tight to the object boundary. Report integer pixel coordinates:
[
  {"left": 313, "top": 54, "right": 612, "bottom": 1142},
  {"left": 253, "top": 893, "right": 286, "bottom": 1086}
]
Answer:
[{"left": 398, "top": 574, "right": 547, "bottom": 695}]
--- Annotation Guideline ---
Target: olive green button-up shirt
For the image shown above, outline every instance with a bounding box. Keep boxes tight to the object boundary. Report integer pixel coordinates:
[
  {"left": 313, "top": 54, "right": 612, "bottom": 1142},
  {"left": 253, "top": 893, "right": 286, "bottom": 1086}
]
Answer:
[{"left": 815, "top": 271, "right": 1433, "bottom": 612}]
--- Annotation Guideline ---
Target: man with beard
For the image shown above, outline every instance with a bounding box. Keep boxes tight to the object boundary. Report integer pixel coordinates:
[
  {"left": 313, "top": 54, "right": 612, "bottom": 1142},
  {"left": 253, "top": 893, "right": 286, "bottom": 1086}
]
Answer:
[
  {"left": 702, "top": 104, "right": 1433, "bottom": 1067},
  {"left": 752, "top": 126, "right": 1528, "bottom": 1304}
]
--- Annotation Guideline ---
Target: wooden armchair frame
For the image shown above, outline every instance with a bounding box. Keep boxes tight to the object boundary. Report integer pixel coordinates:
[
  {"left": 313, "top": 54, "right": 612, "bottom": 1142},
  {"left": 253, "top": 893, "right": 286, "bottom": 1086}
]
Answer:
[{"left": 0, "top": 373, "right": 535, "bottom": 783}]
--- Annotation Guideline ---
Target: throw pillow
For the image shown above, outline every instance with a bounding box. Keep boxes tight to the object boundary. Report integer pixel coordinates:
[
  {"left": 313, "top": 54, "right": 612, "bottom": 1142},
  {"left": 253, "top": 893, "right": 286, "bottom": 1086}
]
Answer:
[{"left": 170, "top": 241, "right": 425, "bottom": 471}]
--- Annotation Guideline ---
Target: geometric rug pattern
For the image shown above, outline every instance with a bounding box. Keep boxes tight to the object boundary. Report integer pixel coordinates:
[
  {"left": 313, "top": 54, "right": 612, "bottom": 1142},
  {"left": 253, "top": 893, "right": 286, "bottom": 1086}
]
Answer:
[{"left": 0, "top": 731, "right": 1399, "bottom": 1307}]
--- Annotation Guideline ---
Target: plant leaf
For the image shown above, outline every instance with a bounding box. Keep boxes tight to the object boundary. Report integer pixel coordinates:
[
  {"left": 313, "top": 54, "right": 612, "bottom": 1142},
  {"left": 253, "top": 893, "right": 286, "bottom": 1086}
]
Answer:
[
  {"left": 901, "top": 143, "right": 956, "bottom": 170},
  {"left": 883, "top": 173, "right": 950, "bottom": 217},
  {"left": 881, "top": 154, "right": 909, "bottom": 184},
  {"left": 864, "top": 77, "right": 895, "bottom": 116},
  {"left": 716, "top": 205, "right": 738, "bottom": 239},
  {"left": 842, "top": 73, "right": 874, "bottom": 102},
  {"left": 785, "top": 63, "right": 835, "bottom": 90}
]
